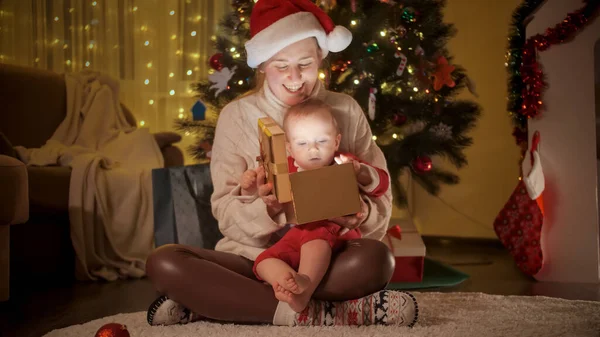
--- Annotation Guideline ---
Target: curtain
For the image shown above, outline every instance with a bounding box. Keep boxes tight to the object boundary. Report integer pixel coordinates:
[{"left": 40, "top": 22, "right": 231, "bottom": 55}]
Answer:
[{"left": 0, "top": 0, "right": 228, "bottom": 135}]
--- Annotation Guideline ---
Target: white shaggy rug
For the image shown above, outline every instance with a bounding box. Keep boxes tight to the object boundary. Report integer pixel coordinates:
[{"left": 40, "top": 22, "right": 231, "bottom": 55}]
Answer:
[{"left": 44, "top": 292, "right": 600, "bottom": 337}]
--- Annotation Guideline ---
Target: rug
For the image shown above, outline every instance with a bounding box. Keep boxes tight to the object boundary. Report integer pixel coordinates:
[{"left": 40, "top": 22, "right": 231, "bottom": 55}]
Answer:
[
  {"left": 386, "top": 257, "right": 470, "bottom": 290},
  {"left": 43, "top": 292, "right": 600, "bottom": 337}
]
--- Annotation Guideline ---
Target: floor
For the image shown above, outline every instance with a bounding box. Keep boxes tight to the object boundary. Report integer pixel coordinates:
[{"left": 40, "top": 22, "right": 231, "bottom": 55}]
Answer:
[{"left": 1, "top": 237, "right": 599, "bottom": 337}]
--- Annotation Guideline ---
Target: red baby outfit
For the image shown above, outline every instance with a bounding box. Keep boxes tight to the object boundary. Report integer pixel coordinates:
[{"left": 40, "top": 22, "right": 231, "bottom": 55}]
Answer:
[{"left": 252, "top": 152, "right": 389, "bottom": 279}]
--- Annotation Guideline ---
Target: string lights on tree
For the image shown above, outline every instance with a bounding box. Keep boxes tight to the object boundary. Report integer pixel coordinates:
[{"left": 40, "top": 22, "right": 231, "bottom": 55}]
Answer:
[{"left": 178, "top": 0, "right": 482, "bottom": 206}]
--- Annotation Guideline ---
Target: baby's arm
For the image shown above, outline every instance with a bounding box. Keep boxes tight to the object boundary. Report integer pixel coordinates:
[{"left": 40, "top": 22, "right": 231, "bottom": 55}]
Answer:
[
  {"left": 335, "top": 153, "right": 389, "bottom": 198},
  {"left": 240, "top": 169, "right": 258, "bottom": 196}
]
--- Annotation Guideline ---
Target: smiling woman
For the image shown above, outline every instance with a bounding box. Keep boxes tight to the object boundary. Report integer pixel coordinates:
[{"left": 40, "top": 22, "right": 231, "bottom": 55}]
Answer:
[
  {"left": 260, "top": 39, "right": 322, "bottom": 106},
  {"left": 144, "top": 0, "right": 418, "bottom": 329}
]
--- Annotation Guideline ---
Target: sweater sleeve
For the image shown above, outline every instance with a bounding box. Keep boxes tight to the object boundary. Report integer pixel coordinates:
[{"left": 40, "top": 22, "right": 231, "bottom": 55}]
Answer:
[
  {"left": 348, "top": 99, "right": 393, "bottom": 241},
  {"left": 210, "top": 102, "right": 285, "bottom": 248}
]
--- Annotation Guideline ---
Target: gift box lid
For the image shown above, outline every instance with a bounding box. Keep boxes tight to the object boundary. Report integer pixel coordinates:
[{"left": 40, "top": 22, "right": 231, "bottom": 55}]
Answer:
[{"left": 385, "top": 217, "right": 426, "bottom": 257}]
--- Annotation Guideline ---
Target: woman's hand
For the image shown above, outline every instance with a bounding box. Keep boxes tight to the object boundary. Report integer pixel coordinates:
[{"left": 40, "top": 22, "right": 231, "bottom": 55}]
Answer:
[
  {"left": 256, "top": 165, "right": 284, "bottom": 218},
  {"left": 328, "top": 197, "right": 369, "bottom": 230}
]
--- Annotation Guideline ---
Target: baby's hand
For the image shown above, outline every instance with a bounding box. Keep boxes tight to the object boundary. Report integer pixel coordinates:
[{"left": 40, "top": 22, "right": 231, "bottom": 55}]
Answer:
[
  {"left": 335, "top": 154, "right": 361, "bottom": 176},
  {"left": 240, "top": 169, "right": 258, "bottom": 196},
  {"left": 335, "top": 154, "right": 372, "bottom": 186}
]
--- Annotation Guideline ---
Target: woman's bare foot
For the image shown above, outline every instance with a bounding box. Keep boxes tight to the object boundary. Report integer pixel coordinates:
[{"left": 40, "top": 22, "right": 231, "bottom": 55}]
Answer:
[{"left": 282, "top": 271, "right": 311, "bottom": 294}]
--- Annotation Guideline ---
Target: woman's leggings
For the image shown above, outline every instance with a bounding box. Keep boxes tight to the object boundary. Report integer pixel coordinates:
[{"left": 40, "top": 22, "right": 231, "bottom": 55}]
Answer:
[{"left": 146, "top": 238, "right": 395, "bottom": 324}]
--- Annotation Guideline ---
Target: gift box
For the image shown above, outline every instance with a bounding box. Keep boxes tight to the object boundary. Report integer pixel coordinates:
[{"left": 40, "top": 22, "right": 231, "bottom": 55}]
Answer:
[
  {"left": 384, "top": 218, "right": 426, "bottom": 283},
  {"left": 258, "top": 117, "right": 362, "bottom": 225},
  {"left": 258, "top": 117, "right": 293, "bottom": 203},
  {"left": 151, "top": 164, "right": 223, "bottom": 249}
]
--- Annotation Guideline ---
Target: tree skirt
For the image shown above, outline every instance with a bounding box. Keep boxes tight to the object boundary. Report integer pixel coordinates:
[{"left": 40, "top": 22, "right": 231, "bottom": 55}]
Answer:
[{"left": 44, "top": 292, "right": 600, "bottom": 337}]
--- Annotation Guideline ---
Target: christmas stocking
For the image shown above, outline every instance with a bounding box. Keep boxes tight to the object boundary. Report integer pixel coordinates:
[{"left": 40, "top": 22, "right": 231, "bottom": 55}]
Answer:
[{"left": 494, "top": 131, "right": 544, "bottom": 276}]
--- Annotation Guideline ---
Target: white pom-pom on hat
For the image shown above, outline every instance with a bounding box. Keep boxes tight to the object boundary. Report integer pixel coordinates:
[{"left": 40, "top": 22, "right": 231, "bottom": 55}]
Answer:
[
  {"left": 327, "top": 25, "right": 353, "bottom": 52},
  {"left": 245, "top": 0, "right": 353, "bottom": 68}
]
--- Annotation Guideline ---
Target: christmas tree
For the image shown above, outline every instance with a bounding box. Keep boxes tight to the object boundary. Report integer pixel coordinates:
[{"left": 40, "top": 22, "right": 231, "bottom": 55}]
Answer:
[{"left": 177, "top": 0, "right": 481, "bottom": 206}]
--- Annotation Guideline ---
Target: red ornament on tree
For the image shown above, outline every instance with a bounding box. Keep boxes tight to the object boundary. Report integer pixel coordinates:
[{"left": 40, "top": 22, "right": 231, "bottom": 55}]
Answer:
[
  {"left": 94, "top": 323, "right": 130, "bottom": 337},
  {"left": 392, "top": 113, "right": 407, "bottom": 126},
  {"left": 209, "top": 53, "right": 224, "bottom": 71},
  {"left": 412, "top": 155, "right": 432, "bottom": 173}
]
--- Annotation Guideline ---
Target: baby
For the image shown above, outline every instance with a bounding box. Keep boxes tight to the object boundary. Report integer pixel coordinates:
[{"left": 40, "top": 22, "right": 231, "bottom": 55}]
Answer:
[{"left": 241, "top": 98, "right": 389, "bottom": 312}]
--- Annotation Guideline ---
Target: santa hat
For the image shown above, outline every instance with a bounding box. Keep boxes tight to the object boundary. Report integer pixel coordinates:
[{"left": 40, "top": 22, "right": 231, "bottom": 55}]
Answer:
[{"left": 245, "top": 0, "right": 353, "bottom": 68}]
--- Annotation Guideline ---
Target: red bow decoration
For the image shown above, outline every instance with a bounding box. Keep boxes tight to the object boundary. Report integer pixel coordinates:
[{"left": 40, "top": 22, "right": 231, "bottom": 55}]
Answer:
[
  {"left": 385, "top": 225, "right": 402, "bottom": 251},
  {"left": 388, "top": 225, "right": 402, "bottom": 240}
]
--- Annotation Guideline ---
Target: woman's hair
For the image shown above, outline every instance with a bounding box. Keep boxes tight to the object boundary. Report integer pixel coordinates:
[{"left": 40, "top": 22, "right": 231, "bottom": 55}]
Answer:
[{"left": 283, "top": 98, "right": 339, "bottom": 134}]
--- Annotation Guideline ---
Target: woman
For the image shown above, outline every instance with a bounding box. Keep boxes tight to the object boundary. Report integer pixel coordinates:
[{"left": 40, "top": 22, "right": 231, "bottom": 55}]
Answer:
[{"left": 146, "top": 0, "right": 418, "bottom": 327}]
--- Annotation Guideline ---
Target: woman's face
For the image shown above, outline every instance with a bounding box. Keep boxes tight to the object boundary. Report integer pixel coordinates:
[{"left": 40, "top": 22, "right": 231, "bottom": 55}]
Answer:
[{"left": 262, "top": 38, "right": 321, "bottom": 106}]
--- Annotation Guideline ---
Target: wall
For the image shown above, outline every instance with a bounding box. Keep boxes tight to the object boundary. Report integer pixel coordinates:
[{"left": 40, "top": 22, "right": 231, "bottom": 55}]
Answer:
[
  {"left": 396, "top": 0, "right": 523, "bottom": 238},
  {"left": 525, "top": 0, "right": 599, "bottom": 283}
]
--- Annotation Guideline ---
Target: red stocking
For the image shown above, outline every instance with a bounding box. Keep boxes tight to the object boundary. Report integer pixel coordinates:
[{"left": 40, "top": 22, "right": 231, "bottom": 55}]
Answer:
[{"left": 494, "top": 131, "right": 544, "bottom": 276}]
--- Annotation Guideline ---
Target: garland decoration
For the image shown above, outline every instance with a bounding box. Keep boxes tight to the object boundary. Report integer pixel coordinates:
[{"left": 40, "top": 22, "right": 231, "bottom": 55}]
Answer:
[{"left": 506, "top": 0, "right": 599, "bottom": 152}]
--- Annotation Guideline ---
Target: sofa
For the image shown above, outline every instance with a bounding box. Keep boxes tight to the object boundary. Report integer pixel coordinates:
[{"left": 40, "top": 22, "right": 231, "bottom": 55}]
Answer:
[{"left": 0, "top": 63, "right": 185, "bottom": 301}]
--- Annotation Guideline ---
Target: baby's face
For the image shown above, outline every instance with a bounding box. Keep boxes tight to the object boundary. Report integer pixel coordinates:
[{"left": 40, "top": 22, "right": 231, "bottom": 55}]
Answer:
[{"left": 285, "top": 110, "right": 341, "bottom": 171}]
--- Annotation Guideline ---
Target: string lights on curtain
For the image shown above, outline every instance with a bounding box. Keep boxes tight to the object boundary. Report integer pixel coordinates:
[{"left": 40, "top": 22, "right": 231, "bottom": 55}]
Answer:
[{"left": 0, "top": 0, "right": 228, "bottom": 135}]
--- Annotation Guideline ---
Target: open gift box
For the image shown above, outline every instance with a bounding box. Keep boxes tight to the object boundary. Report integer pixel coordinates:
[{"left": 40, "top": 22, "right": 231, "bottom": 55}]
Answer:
[
  {"left": 257, "top": 117, "right": 362, "bottom": 225},
  {"left": 385, "top": 218, "right": 426, "bottom": 283}
]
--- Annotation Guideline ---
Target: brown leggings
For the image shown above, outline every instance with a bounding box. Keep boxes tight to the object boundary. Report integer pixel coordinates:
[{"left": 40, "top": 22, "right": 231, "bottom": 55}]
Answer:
[{"left": 146, "top": 238, "right": 395, "bottom": 324}]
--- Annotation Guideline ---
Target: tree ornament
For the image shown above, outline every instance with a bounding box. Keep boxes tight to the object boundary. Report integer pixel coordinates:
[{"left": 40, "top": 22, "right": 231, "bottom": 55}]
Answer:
[
  {"left": 395, "top": 25, "right": 407, "bottom": 38},
  {"left": 394, "top": 51, "right": 407, "bottom": 76},
  {"left": 401, "top": 7, "right": 418, "bottom": 23},
  {"left": 432, "top": 56, "right": 456, "bottom": 91},
  {"left": 430, "top": 122, "right": 453, "bottom": 140},
  {"left": 209, "top": 53, "right": 224, "bottom": 71},
  {"left": 209, "top": 66, "right": 237, "bottom": 97},
  {"left": 336, "top": 68, "right": 354, "bottom": 84},
  {"left": 392, "top": 112, "right": 407, "bottom": 126},
  {"left": 366, "top": 42, "right": 379, "bottom": 53},
  {"left": 411, "top": 155, "right": 432, "bottom": 173},
  {"left": 368, "top": 88, "right": 377, "bottom": 120},
  {"left": 191, "top": 100, "right": 206, "bottom": 121},
  {"left": 94, "top": 323, "right": 130, "bottom": 337}
]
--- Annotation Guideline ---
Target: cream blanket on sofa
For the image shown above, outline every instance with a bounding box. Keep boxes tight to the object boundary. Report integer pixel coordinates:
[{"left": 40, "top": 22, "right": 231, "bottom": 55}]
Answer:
[{"left": 14, "top": 71, "right": 163, "bottom": 281}]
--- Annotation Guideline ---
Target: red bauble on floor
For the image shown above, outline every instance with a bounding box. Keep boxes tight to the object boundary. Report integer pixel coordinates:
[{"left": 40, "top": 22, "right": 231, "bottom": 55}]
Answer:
[{"left": 94, "top": 323, "right": 130, "bottom": 337}]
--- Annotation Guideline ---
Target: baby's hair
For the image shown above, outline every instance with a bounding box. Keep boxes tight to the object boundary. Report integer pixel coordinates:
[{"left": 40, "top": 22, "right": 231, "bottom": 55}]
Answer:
[{"left": 283, "top": 98, "right": 340, "bottom": 134}]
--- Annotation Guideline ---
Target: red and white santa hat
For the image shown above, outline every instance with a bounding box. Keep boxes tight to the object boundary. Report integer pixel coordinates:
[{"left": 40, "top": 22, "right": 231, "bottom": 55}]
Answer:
[{"left": 245, "top": 0, "right": 353, "bottom": 68}]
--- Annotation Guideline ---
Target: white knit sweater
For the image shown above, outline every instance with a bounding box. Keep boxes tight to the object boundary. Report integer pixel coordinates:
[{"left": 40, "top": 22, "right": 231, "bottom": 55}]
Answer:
[{"left": 210, "top": 80, "right": 392, "bottom": 261}]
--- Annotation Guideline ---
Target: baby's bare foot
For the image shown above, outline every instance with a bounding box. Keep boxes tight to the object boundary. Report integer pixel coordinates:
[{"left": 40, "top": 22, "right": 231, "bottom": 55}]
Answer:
[
  {"left": 273, "top": 281, "right": 293, "bottom": 304},
  {"left": 282, "top": 272, "right": 311, "bottom": 294},
  {"left": 288, "top": 292, "right": 312, "bottom": 313}
]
